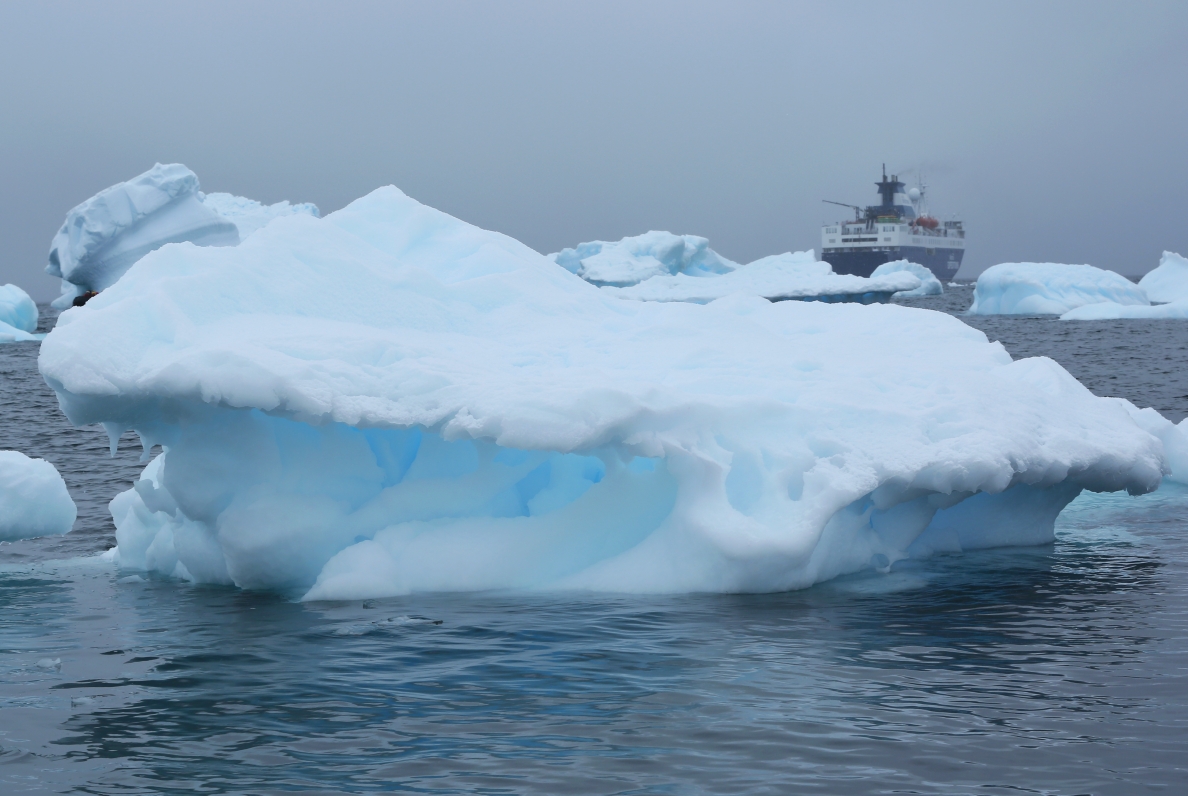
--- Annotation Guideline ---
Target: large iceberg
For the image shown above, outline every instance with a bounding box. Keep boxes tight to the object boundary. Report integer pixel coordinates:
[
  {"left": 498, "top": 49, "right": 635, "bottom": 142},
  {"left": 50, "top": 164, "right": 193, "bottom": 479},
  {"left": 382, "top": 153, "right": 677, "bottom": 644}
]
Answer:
[
  {"left": 871, "top": 260, "right": 943, "bottom": 297},
  {"left": 39, "top": 187, "right": 1168, "bottom": 599},
  {"left": 0, "top": 284, "right": 41, "bottom": 342},
  {"left": 0, "top": 451, "right": 76, "bottom": 541},
  {"left": 604, "top": 254, "right": 919, "bottom": 304},
  {"left": 47, "top": 163, "right": 318, "bottom": 308},
  {"left": 969, "top": 263, "right": 1149, "bottom": 315},
  {"left": 551, "top": 231, "right": 738, "bottom": 287}
]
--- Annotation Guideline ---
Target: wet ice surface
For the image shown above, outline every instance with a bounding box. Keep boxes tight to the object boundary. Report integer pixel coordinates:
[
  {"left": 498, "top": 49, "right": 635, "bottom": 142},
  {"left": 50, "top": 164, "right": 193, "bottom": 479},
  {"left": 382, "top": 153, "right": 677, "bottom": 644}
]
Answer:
[{"left": 2, "top": 299, "right": 1187, "bottom": 794}]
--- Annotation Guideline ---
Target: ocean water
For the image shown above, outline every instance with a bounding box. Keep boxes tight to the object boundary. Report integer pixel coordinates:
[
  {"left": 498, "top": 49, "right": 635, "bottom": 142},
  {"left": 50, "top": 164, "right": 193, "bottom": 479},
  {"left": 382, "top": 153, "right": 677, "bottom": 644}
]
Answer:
[{"left": 1, "top": 291, "right": 1186, "bottom": 794}]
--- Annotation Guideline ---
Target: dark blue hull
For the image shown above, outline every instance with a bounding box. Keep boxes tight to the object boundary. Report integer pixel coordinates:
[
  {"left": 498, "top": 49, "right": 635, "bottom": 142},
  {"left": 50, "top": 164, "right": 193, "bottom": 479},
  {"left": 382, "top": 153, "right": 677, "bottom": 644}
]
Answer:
[{"left": 821, "top": 246, "right": 963, "bottom": 282}]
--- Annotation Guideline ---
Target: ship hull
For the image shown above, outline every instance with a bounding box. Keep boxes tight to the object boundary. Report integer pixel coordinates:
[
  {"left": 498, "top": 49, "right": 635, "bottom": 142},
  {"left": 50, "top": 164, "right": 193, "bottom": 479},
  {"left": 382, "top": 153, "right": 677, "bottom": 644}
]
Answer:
[{"left": 821, "top": 246, "right": 963, "bottom": 282}]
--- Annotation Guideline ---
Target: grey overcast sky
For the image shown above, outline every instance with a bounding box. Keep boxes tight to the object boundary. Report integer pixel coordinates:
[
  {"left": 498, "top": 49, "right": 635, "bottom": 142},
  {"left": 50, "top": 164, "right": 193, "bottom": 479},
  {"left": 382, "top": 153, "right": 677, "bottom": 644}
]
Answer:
[{"left": 2, "top": 0, "right": 1186, "bottom": 301}]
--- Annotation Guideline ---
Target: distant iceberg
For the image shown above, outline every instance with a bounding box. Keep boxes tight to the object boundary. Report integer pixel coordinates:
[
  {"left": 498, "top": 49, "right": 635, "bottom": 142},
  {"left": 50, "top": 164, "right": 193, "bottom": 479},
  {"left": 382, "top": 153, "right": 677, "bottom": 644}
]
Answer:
[
  {"left": 969, "top": 262, "right": 1148, "bottom": 315},
  {"left": 39, "top": 186, "right": 1168, "bottom": 599},
  {"left": 551, "top": 231, "right": 739, "bottom": 287},
  {"left": 47, "top": 163, "right": 318, "bottom": 308},
  {"left": 1060, "top": 252, "right": 1188, "bottom": 320},
  {"left": 0, "top": 451, "right": 75, "bottom": 541},
  {"left": 0, "top": 284, "right": 41, "bottom": 342},
  {"left": 604, "top": 253, "right": 919, "bottom": 304},
  {"left": 555, "top": 233, "right": 917, "bottom": 304},
  {"left": 871, "top": 260, "right": 943, "bottom": 297},
  {"left": 1138, "top": 251, "right": 1188, "bottom": 304}
]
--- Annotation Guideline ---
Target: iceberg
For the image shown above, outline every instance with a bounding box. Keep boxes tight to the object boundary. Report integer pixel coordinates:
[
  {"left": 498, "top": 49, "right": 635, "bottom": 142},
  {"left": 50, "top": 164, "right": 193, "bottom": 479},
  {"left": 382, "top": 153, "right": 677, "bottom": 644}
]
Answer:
[
  {"left": 0, "top": 451, "right": 76, "bottom": 541},
  {"left": 0, "top": 284, "right": 41, "bottom": 342},
  {"left": 871, "top": 260, "right": 943, "bottom": 297},
  {"left": 47, "top": 163, "right": 318, "bottom": 308},
  {"left": 1137, "top": 251, "right": 1188, "bottom": 304},
  {"left": 551, "top": 231, "right": 738, "bottom": 287},
  {"left": 603, "top": 254, "right": 920, "bottom": 304},
  {"left": 1059, "top": 252, "right": 1188, "bottom": 320},
  {"left": 38, "top": 186, "right": 1167, "bottom": 599},
  {"left": 968, "top": 262, "right": 1149, "bottom": 315}
]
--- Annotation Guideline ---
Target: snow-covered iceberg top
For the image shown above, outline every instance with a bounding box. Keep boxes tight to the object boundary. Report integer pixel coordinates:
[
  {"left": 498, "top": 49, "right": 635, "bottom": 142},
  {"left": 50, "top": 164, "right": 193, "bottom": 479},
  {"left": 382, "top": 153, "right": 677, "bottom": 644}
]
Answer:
[
  {"left": 1137, "top": 251, "right": 1188, "bottom": 304},
  {"left": 47, "top": 163, "right": 318, "bottom": 308},
  {"left": 969, "top": 262, "right": 1148, "bottom": 315},
  {"left": 871, "top": 259, "right": 943, "bottom": 297},
  {"left": 604, "top": 254, "right": 919, "bottom": 304},
  {"left": 0, "top": 451, "right": 75, "bottom": 541},
  {"left": 551, "top": 231, "right": 739, "bottom": 286},
  {"left": 39, "top": 186, "right": 1167, "bottom": 599},
  {"left": 0, "top": 284, "right": 41, "bottom": 342}
]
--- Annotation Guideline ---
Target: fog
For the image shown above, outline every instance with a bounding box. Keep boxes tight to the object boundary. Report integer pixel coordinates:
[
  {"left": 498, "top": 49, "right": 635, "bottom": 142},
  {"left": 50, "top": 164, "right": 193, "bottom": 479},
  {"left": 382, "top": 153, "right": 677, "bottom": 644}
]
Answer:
[{"left": 2, "top": 0, "right": 1185, "bottom": 300}]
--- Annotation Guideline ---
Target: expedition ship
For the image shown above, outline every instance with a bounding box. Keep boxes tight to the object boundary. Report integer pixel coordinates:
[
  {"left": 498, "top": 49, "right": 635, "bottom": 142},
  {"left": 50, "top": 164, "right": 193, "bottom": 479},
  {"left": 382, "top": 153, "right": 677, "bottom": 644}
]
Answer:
[{"left": 820, "top": 167, "right": 964, "bottom": 281}]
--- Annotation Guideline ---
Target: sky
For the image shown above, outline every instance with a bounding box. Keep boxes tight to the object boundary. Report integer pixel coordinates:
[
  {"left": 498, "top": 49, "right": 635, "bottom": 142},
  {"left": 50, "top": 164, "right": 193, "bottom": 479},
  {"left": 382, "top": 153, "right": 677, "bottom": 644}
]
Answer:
[{"left": 2, "top": 0, "right": 1186, "bottom": 301}]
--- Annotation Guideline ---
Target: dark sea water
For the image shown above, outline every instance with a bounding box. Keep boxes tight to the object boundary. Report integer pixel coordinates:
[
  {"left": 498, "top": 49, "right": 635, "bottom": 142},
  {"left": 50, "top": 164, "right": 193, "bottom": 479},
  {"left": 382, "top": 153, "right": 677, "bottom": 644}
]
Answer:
[{"left": 2, "top": 292, "right": 1187, "bottom": 794}]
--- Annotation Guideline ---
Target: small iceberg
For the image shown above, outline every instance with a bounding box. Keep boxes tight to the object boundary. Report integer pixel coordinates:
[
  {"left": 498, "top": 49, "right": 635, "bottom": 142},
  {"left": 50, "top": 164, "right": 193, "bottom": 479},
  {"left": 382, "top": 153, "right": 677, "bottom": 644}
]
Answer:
[
  {"left": 0, "top": 451, "right": 76, "bottom": 541},
  {"left": 551, "top": 231, "right": 738, "bottom": 287},
  {"left": 871, "top": 260, "right": 943, "bottom": 297},
  {"left": 0, "top": 284, "right": 42, "bottom": 342},
  {"left": 555, "top": 234, "right": 919, "bottom": 304},
  {"left": 1062, "top": 252, "right": 1188, "bottom": 320},
  {"left": 969, "top": 262, "right": 1148, "bottom": 315},
  {"left": 47, "top": 163, "right": 318, "bottom": 308},
  {"left": 603, "top": 253, "right": 920, "bottom": 304},
  {"left": 38, "top": 186, "right": 1169, "bottom": 599}
]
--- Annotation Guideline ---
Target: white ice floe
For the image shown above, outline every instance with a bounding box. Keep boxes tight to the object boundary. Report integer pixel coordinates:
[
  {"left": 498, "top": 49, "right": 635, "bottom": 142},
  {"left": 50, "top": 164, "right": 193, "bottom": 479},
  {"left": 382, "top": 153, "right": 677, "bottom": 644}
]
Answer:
[
  {"left": 47, "top": 163, "right": 318, "bottom": 308},
  {"left": 551, "top": 231, "right": 739, "bottom": 286},
  {"left": 38, "top": 186, "right": 1169, "bottom": 598},
  {"left": 0, "top": 284, "right": 41, "bottom": 342},
  {"left": 604, "top": 253, "right": 919, "bottom": 304},
  {"left": 871, "top": 260, "right": 943, "bottom": 297},
  {"left": 0, "top": 451, "right": 76, "bottom": 541},
  {"left": 969, "top": 262, "right": 1149, "bottom": 315}
]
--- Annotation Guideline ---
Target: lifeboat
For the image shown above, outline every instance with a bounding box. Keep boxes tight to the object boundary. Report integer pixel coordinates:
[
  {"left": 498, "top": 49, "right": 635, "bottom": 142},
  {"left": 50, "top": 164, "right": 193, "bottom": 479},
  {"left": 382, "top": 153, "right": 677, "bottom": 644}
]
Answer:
[{"left": 914, "top": 216, "right": 939, "bottom": 230}]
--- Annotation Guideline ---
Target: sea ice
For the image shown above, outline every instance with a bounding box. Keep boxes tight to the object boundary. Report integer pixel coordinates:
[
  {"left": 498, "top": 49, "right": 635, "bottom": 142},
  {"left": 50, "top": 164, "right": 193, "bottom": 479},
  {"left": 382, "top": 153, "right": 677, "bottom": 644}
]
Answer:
[
  {"left": 969, "top": 262, "right": 1149, "bottom": 315},
  {"left": 870, "top": 260, "right": 943, "bottom": 297},
  {"left": 604, "top": 254, "right": 919, "bottom": 304},
  {"left": 551, "top": 231, "right": 739, "bottom": 286},
  {"left": 47, "top": 163, "right": 318, "bottom": 308},
  {"left": 0, "top": 284, "right": 41, "bottom": 342},
  {"left": 0, "top": 451, "right": 76, "bottom": 541},
  {"left": 38, "top": 186, "right": 1169, "bottom": 598}
]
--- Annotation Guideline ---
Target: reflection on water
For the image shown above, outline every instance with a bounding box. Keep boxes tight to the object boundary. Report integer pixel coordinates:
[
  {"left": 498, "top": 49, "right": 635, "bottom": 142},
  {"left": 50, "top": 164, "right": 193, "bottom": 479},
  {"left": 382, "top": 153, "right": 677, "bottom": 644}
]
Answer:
[
  {"left": 1, "top": 299, "right": 1187, "bottom": 793},
  {"left": 2, "top": 486, "right": 1185, "bottom": 794}
]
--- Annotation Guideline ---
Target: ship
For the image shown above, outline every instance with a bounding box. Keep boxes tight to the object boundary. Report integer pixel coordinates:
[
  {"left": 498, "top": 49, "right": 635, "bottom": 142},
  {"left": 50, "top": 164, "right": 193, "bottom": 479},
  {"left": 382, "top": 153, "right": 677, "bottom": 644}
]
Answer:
[{"left": 820, "top": 167, "right": 964, "bottom": 281}]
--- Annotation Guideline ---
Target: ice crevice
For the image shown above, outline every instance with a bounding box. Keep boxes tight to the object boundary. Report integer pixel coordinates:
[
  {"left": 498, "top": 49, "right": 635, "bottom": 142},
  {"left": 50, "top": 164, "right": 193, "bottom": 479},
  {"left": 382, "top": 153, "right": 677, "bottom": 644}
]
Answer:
[{"left": 37, "top": 185, "right": 1172, "bottom": 598}]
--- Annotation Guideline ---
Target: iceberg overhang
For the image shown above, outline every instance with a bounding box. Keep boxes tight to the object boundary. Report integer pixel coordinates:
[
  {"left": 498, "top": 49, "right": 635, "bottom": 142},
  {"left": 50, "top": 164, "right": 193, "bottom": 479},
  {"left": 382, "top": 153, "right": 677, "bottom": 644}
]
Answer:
[{"left": 38, "top": 187, "right": 1168, "bottom": 598}]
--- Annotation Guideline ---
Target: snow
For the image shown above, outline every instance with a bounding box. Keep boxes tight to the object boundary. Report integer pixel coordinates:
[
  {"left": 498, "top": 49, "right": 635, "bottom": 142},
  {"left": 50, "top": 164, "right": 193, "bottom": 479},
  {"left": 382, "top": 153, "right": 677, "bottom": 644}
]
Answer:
[
  {"left": 47, "top": 163, "right": 318, "bottom": 308},
  {"left": 1138, "top": 251, "right": 1188, "bottom": 304},
  {"left": 604, "top": 254, "right": 919, "bottom": 304},
  {"left": 38, "top": 186, "right": 1169, "bottom": 598},
  {"left": 551, "top": 231, "right": 739, "bottom": 286},
  {"left": 0, "top": 451, "right": 76, "bottom": 541},
  {"left": 870, "top": 260, "right": 943, "bottom": 297},
  {"left": 968, "top": 263, "right": 1149, "bottom": 315},
  {"left": 0, "top": 284, "right": 41, "bottom": 343}
]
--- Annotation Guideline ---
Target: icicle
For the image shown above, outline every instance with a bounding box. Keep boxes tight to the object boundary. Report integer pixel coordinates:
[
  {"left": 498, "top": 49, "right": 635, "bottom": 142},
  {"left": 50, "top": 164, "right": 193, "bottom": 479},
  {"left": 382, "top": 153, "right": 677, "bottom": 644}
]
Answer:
[{"left": 101, "top": 422, "right": 124, "bottom": 457}]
